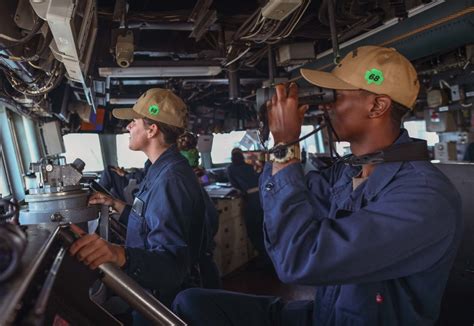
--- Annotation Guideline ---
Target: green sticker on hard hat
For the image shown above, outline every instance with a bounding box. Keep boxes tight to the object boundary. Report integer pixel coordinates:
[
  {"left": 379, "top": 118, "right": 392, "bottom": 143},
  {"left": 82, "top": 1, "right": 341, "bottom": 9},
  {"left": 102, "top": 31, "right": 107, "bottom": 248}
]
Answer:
[
  {"left": 365, "top": 68, "right": 384, "bottom": 85},
  {"left": 148, "top": 104, "right": 160, "bottom": 115}
]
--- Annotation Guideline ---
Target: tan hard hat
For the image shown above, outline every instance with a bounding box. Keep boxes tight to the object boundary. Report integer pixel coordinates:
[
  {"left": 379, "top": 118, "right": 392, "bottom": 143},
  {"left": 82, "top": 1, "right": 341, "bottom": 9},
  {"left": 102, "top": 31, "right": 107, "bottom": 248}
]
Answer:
[
  {"left": 112, "top": 88, "right": 188, "bottom": 128},
  {"left": 300, "top": 46, "right": 420, "bottom": 109}
]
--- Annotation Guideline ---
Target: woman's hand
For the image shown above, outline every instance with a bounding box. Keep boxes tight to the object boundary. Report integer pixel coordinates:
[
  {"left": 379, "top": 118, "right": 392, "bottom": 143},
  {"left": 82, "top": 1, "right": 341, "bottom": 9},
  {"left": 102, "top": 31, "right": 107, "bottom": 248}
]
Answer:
[
  {"left": 88, "top": 192, "right": 126, "bottom": 214},
  {"left": 68, "top": 224, "right": 126, "bottom": 270}
]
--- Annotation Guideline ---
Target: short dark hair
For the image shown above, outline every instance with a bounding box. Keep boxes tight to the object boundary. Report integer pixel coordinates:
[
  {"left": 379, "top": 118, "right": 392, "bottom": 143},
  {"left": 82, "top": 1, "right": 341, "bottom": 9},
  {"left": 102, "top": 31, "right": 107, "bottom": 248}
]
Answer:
[
  {"left": 390, "top": 101, "right": 410, "bottom": 128},
  {"left": 358, "top": 89, "right": 409, "bottom": 127},
  {"left": 142, "top": 118, "right": 184, "bottom": 145},
  {"left": 231, "top": 148, "right": 245, "bottom": 165}
]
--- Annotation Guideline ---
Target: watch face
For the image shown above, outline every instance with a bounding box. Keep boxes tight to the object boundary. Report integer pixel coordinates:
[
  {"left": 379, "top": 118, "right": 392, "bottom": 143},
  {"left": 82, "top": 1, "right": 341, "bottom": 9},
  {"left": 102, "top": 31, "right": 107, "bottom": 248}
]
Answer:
[{"left": 273, "top": 145, "right": 288, "bottom": 159}]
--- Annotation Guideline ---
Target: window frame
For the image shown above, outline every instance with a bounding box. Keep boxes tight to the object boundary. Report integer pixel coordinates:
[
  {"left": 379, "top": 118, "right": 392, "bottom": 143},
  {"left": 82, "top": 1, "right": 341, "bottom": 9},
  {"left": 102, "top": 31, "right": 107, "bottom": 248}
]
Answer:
[{"left": 0, "top": 145, "right": 12, "bottom": 198}]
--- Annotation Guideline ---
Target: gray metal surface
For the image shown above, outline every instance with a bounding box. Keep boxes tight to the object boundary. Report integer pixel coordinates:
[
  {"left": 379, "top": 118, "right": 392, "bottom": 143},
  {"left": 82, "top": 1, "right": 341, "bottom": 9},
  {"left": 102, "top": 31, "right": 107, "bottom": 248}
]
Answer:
[
  {"left": 20, "top": 188, "right": 99, "bottom": 225},
  {"left": 19, "top": 204, "right": 99, "bottom": 225},
  {"left": 0, "top": 226, "right": 58, "bottom": 324},
  {"left": 56, "top": 226, "right": 186, "bottom": 325},
  {"left": 99, "top": 263, "right": 186, "bottom": 326},
  {"left": 435, "top": 162, "right": 474, "bottom": 324}
]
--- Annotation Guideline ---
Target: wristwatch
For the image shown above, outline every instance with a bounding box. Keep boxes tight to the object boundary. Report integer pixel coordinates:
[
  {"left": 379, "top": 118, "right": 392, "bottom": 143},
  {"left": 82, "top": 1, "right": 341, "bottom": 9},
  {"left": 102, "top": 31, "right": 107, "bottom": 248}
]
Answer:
[{"left": 269, "top": 143, "right": 301, "bottom": 163}]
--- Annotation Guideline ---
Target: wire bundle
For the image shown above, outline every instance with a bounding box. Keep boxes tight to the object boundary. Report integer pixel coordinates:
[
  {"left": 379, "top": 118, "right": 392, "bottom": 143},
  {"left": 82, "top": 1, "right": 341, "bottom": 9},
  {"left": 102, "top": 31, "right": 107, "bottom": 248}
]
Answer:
[{"left": 225, "top": 0, "right": 312, "bottom": 67}]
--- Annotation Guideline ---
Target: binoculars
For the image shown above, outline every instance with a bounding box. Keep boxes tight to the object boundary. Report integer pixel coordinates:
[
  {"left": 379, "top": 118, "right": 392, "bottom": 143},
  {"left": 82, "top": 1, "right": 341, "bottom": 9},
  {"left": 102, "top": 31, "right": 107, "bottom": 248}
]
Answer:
[{"left": 257, "top": 85, "right": 335, "bottom": 145}]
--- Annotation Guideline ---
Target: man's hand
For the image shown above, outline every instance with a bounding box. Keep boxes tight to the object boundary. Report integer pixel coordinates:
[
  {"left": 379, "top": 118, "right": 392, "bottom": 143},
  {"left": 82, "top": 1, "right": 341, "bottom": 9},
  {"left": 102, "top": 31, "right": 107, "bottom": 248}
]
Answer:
[
  {"left": 88, "top": 192, "right": 126, "bottom": 214},
  {"left": 267, "top": 83, "right": 309, "bottom": 144},
  {"left": 68, "top": 224, "right": 126, "bottom": 270}
]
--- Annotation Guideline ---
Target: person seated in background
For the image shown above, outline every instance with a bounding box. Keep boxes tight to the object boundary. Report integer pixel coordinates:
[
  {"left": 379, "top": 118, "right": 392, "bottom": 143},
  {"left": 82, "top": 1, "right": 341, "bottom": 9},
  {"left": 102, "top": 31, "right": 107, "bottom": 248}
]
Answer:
[
  {"left": 226, "top": 148, "right": 267, "bottom": 261},
  {"left": 178, "top": 131, "right": 221, "bottom": 289},
  {"left": 463, "top": 142, "right": 474, "bottom": 162}
]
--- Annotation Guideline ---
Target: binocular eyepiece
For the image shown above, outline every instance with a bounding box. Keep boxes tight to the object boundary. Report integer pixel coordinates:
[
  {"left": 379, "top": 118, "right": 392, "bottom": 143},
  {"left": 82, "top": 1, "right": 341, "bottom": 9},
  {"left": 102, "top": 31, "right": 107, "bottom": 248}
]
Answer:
[{"left": 256, "top": 86, "right": 335, "bottom": 111}]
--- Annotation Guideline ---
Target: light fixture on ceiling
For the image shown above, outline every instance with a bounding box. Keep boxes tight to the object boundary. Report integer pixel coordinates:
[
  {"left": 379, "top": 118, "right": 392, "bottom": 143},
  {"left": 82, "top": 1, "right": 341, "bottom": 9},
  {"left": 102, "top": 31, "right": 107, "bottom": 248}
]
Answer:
[{"left": 98, "top": 66, "right": 222, "bottom": 78}]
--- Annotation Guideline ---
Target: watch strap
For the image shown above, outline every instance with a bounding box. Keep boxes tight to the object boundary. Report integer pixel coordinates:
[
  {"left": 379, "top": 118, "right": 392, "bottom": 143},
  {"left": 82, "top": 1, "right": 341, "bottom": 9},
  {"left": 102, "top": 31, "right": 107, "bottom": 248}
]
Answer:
[{"left": 270, "top": 143, "right": 301, "bottom": 163}]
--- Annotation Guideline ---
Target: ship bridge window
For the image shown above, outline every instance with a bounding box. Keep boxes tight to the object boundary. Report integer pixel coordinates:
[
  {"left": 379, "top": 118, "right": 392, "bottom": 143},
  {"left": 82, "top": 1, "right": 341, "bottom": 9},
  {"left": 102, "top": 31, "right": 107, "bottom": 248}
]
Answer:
[
  {"left": 211, "top": 131, "right": 249, "bottom": 164},
  {"left": 116, "top": 133, "right": 148, "bottom": 168},
  {"left": 300, "top": 125, "right": 318, "bottom": 154},
  {"left": 63, "top": 134, "right": 104, "bottom": 172},
  {"left": 404, "top": 120, "right": 439, "bottom": 146},
  {"left": 0, "top": 147, "right": 11, "bottom": 197},
  {"left": 211, "top": 126, "right": 321, "bottom": 164}
]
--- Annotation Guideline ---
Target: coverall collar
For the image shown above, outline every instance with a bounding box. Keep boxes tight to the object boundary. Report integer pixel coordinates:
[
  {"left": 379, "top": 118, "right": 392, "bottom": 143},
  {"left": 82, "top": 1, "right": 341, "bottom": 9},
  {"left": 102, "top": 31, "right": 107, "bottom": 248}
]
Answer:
[
  {"left": 144, "top": 145, "right": 183, "bottom": 184},
  {"left": 332, "top": 129, "right": 412, "bottom": 201},
  {"left": 364, "top": 129, "right": 412, "bottom": 199}
]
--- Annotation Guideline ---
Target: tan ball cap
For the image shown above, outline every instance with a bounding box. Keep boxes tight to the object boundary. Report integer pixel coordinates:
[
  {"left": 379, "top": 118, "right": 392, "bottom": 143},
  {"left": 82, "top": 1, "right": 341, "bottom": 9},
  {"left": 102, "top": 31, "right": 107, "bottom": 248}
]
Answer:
[
  {"left": 300, "top": 46, "right": 420, "bottom": 109},
  {"left": 112, "top": 88, "right": 188, "bottom": 128}
]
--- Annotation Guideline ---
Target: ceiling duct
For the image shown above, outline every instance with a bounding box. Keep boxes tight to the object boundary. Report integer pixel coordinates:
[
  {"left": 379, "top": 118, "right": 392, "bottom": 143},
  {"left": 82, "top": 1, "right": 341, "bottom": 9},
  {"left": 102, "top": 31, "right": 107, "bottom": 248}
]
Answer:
[
  {"left": 294, "top": 0, "right": 474, "bottom": 73},
  {"left": 30, "top": 0, "right": 98, "bottom": 111},
  {"left": 228, "top": 63, "right": 240, "bottom": 100},
  {"left": 188, "top": 0, "right": 217, "bottom": 42}
]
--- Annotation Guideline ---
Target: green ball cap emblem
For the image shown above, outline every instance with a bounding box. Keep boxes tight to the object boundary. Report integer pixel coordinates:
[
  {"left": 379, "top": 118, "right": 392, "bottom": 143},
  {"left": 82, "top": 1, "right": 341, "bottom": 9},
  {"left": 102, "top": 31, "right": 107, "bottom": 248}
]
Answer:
[
  {"left": 148, "top": 104, "right": 160, "bottom": 115},
  {"left": 365, "top": 68, "right": 384, "bottom": 85}
]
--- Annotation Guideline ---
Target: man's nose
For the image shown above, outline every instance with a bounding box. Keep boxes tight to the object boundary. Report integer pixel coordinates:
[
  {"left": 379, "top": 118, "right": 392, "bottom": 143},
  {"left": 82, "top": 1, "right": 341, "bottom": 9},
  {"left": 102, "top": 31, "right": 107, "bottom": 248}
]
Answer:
[
  {"left": 126, "top": 122, "right": 132, "bottom": 131},
  {"left": 318, "top": 102, "right": 332, "bottom": 111}
]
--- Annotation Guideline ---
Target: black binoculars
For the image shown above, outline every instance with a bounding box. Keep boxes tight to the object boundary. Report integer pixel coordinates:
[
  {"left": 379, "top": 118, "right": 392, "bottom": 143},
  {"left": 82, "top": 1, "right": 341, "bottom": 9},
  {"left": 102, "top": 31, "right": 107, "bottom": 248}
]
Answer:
[{"left": 257, "top": 85, "right": 335, "bottom": 145}]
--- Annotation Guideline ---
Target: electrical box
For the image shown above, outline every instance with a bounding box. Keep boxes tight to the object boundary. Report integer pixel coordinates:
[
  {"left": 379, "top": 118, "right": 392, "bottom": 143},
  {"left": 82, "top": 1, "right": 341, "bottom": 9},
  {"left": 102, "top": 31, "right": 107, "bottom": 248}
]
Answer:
[
  {"left": 39, "top": 121, "right": 65, "bottom": 156},
  {"left": 434, "top": 142, "right": 457, "bottom": 162},
  {"left": 426, "top": 89, "right": 448, "bottom": 108},
  {"left": 197, "top": 134, "right": 213, "bottom": 153},
  {"left": 276, "top": 42, "right": 315, "bottom": 66},
  {"left": 261, "top": 0, "right": 303, "bottom": 21},
  {"left": 424, "top": 109, "right": 457, "bottom": 132}
]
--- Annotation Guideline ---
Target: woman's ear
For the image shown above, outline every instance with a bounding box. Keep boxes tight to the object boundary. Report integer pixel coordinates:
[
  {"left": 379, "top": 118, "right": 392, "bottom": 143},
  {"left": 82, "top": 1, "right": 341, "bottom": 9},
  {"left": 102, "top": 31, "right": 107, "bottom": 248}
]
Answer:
[
  {"left": 369, "top": 95, "right": 392, "bottom": 119},
  {"left": 146, "top": 123, "right": 159, "bottom": 138}
]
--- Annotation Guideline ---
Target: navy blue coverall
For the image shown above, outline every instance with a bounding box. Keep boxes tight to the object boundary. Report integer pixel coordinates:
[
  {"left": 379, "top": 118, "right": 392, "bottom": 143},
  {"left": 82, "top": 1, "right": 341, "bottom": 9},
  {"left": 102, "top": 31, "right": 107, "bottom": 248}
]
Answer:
[
  {"left": 172, "top": 130, "right": 463, "bottom": 325},
  {"left": 118, "top": 146, "right": 208, "bottom": 310}
]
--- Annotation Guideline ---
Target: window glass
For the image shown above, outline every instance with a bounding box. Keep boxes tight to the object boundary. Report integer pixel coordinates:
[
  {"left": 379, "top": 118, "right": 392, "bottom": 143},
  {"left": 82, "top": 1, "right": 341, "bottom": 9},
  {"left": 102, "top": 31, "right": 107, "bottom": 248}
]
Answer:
[
  {"left": 211, "top": 131, "right": 248, "bottom": 164},
  {"left": 0, "top": 149, "right": 10, "bottom": 197},
  {"left": 403, "top": 120, "right": 439, "bottom": 146},
  {"left": 63, "top": 134, "right": 104, "bottom": 172},
  {"left": 211, "top": 126, "right": 319, "bottom": 164},
  {"left": 116, "top": 133, "right": 148, "bottom": 168},
  {"left": 300, "top": 125, "right": 318, "bottom": 153},
  {"left": 335, "top": 141, "right": 351, "bottom": 156}
]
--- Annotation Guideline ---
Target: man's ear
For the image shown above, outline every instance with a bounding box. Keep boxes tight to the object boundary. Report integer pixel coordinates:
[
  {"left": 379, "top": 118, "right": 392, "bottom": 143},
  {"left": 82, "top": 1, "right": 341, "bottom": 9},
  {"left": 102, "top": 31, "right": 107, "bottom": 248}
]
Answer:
[{"left": 368, "top": 95, "right": 392, "bottom": 119}]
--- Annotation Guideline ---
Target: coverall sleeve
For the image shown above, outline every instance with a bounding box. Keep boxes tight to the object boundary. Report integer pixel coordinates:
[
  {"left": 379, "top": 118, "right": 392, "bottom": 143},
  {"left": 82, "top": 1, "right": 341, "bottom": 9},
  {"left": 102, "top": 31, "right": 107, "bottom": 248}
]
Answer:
[
  {"left": 260, "top": 162, "right": 458, "bottom": 286},
  {"left": 124, "top": 176, "right": 198, "bottom": 293}
]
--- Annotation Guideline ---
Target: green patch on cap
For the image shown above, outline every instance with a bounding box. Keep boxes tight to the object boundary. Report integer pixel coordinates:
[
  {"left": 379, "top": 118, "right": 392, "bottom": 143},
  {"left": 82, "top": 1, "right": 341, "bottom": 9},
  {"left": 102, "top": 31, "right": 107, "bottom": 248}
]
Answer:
[
  {"left": 364, "top": 68, "right": 384, "bottom": 85},
  {"left": 148, "top": 104, "right": 160, "bottom": 115}
]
